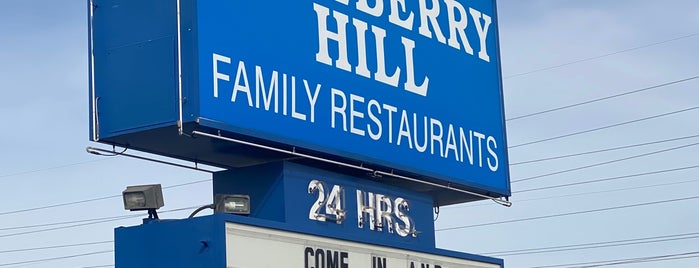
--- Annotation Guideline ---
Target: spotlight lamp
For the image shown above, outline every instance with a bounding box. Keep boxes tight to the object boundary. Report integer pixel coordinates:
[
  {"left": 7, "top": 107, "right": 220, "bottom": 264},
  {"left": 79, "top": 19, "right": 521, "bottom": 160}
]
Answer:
[
  {"left": 123, "top": 184, "right": 164, "bottom": 219},
  {"left": 214, "top": 194, "right": 251, "bottom": 215},
  {"left": 187, "top": 194, "right": 251, "bottom": 218}
]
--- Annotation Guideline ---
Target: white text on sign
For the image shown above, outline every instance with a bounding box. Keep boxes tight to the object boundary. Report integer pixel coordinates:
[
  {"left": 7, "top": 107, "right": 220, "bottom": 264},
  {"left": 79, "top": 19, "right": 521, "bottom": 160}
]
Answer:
[
  {"left": 308, "top": 180, "right": 418, "bottom": 237},
  {"left": 313, "top": 0, "right": 493, "bottom": 97},
  {"left": 212, "top": 55, "right": 501, "bottom": 173}
]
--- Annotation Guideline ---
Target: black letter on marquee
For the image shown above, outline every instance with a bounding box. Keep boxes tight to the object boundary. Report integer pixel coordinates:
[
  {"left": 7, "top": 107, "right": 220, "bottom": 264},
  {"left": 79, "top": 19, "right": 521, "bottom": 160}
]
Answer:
[
  {"left": 316, "top": 248, "right": 326, "bottom": 268},
  {"left": 372, "top": 256, "right": 387, "bottom": 268},
  {"left": 305, "top": 247, "right": 315, "bottom": 268},
  {"left": 341, "top": 251, "right": 349, "bottom": 268},
  {"left": 327, "top": 250, "right": 339, "bottom": 268}
]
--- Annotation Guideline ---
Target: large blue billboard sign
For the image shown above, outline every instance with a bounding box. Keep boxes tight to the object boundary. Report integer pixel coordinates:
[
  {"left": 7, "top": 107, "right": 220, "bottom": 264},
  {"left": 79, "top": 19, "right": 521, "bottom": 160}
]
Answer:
[{"left": 89, "top": 0, "right": 510, "bottom": 203}]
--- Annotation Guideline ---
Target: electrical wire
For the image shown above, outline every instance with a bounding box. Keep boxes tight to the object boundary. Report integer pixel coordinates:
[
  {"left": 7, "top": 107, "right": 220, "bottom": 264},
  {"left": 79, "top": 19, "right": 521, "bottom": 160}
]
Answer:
[
  {"left": 506, "top": 75, "right": 699, "bottom": 121},
  {"left": 512, "top": 178, "right": 699, "bottom": 203},
  {"left": 0, "top": 241, "right": 112, "bottom": 254},
  {"left": 510, "top": 133, "right": 699, "bottom": 166},
  {"left": 0, "top": 178, "right": 210, "bottom": 217},
  {"left": 0, "top": 214, "right": 139, "bottom": 231},
  {"left": 0, "top": 250, "right": 114, "bottom": 267},
  {"left": 0, "top": 194, "right": 121, "bottom": 216},
  {"left": 0, "top": 195, "right": 120, "bottom": 217},
  {"left": 516, "top": 164, "right": 699, "bottom": 192},
  {"left": 512, "top": 141, "right": 699, "bottom": 183},
  {"left": 0, "top": 216, "right": 142, "bottom": 239},
  {"left": 503, "top": 32, "right": 699, "bottom": 79},
  {"left": 0, "top": 206, "right": 201, "bottom": 239},
  {"left": 531, "top": 250, "right": 699, "bottom": 268},
  {"left": 482, "top": 231, "right": 699, "bottom": 256},
  {"left": 436, "top": 195, "right": 699, "bottom": 231},
  {"left": 445, "top": 178, "right": 699, "bottom": 209},
  {"left": 0, "top": 159, "right": 109, "bottom": 180},
  {"left": 573, "top": 254, "right": 699, "bottom": 268},
  {"left": 508, "top": 106, "right": 699, "bottom": 149},
  {"left": 0, "top": 148, "right": 219, "bottom": 181}
]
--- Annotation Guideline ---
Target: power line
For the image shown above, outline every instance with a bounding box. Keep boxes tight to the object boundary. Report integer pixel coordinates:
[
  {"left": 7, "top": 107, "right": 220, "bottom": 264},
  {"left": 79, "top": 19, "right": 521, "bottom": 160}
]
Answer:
[
  {"left": 0, "top": 159, "right": 109, "bottom": 180},
  {"left": 436, "top": 195, "right": 699, "bottom": 231},
  {"left": 0, "top": 149, "right": 220, "bottom": 181},
  {"left": 0, "top": 216, "right": 142, "bottom": 239},
  {"left": 0, "top": 250, "right": 114, "bottom": 267},
  {"left": 445, "top": 178, "right": 699, "bottom": 209},
  {"left": 573, "top": 255, "right": 699, "bottom": 268},
  {"left": 0, "top": 241, "right": 112, "bottom": 254},
  {"left": 0, "top": 195, "right": 120, "bottom": 217},
  {"left": 483, "top": 231, "right": 699, "bottom": 257},
  {"left": 503, "top": 32, "right": 699, "bottom": 79},
  {"left": 0, "top": 214, "right": 139, "bottom": 231},
  {"left": 506, "top": 75, "right": 699, "bottom": 121},
  {"left": 516, "top": 164, "right": 699, "bottom": 192},
  {"left": 0, "top": 178, "right": 210, "bottom": 217},
  {"left": 531, "top": 250, "right": 699, "bottom": 268},
  {"left": 510, "top": 133, "right": 699, "bottom": 166},
  {"left": 513, "top": 178, "right": 699, "bottom": 202},
  {"left": 509, "top": 106, "right": 699, "bottom": 149},
  {"left": 0, "top": 206, "right": 201, "bottom": 239},
  {"left": 512, "top": 141, "right": 699, "bottom": 183}
]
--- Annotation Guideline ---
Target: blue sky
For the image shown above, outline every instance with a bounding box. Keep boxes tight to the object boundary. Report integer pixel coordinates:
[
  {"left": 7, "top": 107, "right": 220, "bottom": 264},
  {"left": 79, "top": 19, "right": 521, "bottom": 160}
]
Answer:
[{"left": 1, "top": 0, "right": 699, "bottom": 267}]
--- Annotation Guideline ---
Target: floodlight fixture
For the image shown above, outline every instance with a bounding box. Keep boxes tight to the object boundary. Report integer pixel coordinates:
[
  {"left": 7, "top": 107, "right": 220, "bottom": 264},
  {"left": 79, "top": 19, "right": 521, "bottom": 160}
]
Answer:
[
  {"left": 123, "top": 184, "right": 164, "bottom": 219},
  {"left": 214, "top": 194, "right": 251, "bottom": 215},
  {"left": 187, "top": 194, "right": 251, "bottom": 218}
]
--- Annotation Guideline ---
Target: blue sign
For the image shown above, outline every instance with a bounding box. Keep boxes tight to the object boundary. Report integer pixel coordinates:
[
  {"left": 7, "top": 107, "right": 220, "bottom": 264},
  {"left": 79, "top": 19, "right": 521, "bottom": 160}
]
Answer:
[
  {"left": 89, "top": 0, "right": 510, "bottom": 200},
  {"left": 115, "top": 162, "right": 504, "bottom": 267},
  {"left": 197, "top": 0, "right": 510, "bottom": 196},
  {"left": 213, "top": 161, "right": 437, "bottom": 248}
]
